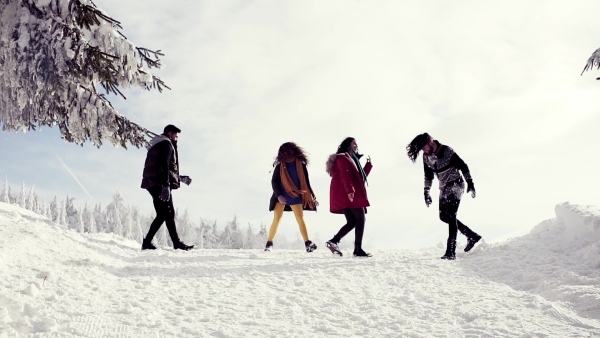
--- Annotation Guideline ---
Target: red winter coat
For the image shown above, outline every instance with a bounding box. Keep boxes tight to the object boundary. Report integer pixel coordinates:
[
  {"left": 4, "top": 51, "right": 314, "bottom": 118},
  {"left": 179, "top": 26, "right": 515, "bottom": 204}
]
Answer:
[{"left": 326, "top": 153, "right": 373, "bottom": 214}]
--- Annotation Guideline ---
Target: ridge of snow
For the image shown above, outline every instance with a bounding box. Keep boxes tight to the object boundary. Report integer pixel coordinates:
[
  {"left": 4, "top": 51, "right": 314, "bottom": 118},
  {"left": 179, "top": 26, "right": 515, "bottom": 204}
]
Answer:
[{"left": 0, "top": 201, "right": 599, "bottom": 337}]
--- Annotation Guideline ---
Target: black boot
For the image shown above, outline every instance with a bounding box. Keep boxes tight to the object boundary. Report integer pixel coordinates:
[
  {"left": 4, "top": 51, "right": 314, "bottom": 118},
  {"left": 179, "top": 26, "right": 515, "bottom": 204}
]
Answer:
[
  {"left": 305, "top": 240, "right": 317, "bottom": 252},
  {"left": 326, "top": 236, "right": 343, "bottom": 256},
  {"left": 141, "top": 238, "right": 157, "bottom": 250},
  {"left": 353, "top": 242, "right": 372, "bottom": 258},
  {"left": 464, "top": 234, "right": 481, "bottom": 252},
  {"left": 264, "top": 241, "right": 273, "bottom": 252},
  {"left": 174, "top": 242, "right": 194, "bottom": 251},
  {"left": 441, "top": 238, "right": 456, "bottom": 260}
]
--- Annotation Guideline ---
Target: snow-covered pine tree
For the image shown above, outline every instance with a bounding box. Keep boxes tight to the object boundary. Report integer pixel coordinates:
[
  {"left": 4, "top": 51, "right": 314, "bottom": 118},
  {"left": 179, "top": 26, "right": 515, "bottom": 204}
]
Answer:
[
  {"left": 1, "top": 176, "right": 10, "bottom": 204},
  {"left": 0, "top": 0, "right": 169, "bottom": 148},
  {"left": 49, "top": 196, "right": 59, "bottom": 221},
  {"left": 17, "top": 181, "right": 26, "bottom": 208},
  {"left": 64, "top": 196, "right": 79, "bottom": 229},
  {"left": 26, "top": 184, "right": 38, "bottom": 213},
  {"left": 582, "top": 47, "right": 600, "bottom": 79},
  {"left": 77, "top": 206, "right": 84, "bottom": 233}
]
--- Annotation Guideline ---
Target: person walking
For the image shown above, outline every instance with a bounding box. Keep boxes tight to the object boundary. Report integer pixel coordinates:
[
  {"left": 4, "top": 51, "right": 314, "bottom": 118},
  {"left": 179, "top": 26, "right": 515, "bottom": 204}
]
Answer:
[
  {"left": 325, "top": 137, "right": 373, "bottom": 258},
  {"left": 266, "top": 142, "right": 319, "bottom": 253},
  {"left": 406, "top": 133, "right": 482, "bottom": 260},
  {"left": 140, "top": 124, "right": 194, "bottom": 251}
]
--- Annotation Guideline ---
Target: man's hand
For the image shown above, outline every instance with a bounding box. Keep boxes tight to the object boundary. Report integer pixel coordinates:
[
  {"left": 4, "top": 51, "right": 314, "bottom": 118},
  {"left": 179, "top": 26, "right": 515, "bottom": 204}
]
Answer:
[
  {"left": 424, "top": 190, "right": 432, "bottom": 207},
  {"left": 277, "top": 195, "right": 286, "bottom": 204},
  {"left": 466, "top": 179, "right": 476, "bottom": 198},
  {"left": 180, "top": 175, "right": 192, "bottom": 186},
  {"left": 159, "top": 186, "right": 171, "bottom": 202}
]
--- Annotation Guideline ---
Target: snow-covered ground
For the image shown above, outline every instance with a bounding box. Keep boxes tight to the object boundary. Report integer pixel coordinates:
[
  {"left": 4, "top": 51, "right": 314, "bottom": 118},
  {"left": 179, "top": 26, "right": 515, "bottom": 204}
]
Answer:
[{"left": 0, "top": 201, "right": 599, "bottom": 337}]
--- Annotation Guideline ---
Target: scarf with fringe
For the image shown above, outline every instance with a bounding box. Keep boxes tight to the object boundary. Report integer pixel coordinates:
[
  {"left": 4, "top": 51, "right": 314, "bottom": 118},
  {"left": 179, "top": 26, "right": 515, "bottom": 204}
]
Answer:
[{"left": 280, "top": 158, "right": 315, "bottom": 209}]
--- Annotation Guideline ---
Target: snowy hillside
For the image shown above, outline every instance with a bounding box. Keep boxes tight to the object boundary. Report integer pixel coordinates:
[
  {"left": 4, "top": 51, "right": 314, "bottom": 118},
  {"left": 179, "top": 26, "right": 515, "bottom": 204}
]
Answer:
[{"left": 0, "top": 201, "right": 599, "bottom": 337}]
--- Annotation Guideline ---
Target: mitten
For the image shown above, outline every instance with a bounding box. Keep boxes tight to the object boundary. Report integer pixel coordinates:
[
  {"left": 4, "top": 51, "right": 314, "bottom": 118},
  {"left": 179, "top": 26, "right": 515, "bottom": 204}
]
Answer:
[
  {"left": 424, "top": 189, "right": 432, "bottom": 207},
  {"left": 180, "top": 175, "right": 192, "bottom": 186},
  {"left": 466, "top": 179, "right": 476, "bottom": 198}
]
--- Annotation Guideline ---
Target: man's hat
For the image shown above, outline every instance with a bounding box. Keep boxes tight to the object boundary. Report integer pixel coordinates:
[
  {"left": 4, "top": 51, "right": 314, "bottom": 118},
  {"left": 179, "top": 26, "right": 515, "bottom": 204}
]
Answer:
[{"left": 164, "top": 124, "right": 181, "bottom": 133}]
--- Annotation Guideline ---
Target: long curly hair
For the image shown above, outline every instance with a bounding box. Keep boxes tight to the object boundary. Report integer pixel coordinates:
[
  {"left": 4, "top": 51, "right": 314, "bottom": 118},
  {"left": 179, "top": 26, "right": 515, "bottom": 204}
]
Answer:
[
  {"left": 275, "top": 142, "right": 309, "bottom": 164},
  {"left": 406, "top": 133, "right": 431, "bottom": 163},
  {"left": 336, "top": 137, "right": 362, "bottom": 156}
]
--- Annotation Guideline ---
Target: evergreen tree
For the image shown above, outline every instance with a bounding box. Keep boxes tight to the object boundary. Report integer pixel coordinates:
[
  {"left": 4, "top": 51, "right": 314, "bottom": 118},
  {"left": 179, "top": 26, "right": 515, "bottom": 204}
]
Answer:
[
  {"left": 1, "top": 176, "right": 10, "bottom": 204},
  {"left": 0, "top": 0, "right": 169, "bottom": 148},
  {"left": 26, "top": 184, "right": 38, "bottom": 213},
  {"left": 49, "top": 196, "right": 59, "bottom": 222},
  {"left": 17, "top": 181, "right": 26, "bottom": 208},
  {"left": 64, "top": 196, "right": 79, "bottom": 229},
  {"left": 77, "top": 206, "right": 84, "bottom": 233}
]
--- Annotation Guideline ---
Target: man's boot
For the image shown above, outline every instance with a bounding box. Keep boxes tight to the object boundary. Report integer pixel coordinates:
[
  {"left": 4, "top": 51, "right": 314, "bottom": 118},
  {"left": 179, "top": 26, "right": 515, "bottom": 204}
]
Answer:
[
  {"left": 141, "top": 237, "right": 157, "bottom": 250},
  {"left": 441, "top": 238, "right": 456, "bottom": 260},
  {"left": 174, "top": 242, "right": 194, "bottom": 251}
]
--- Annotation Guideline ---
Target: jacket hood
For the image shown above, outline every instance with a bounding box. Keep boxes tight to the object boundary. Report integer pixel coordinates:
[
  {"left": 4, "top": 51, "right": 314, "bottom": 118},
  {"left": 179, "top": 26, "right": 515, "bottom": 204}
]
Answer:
[
  {"left": 147, "top": 135, "right": 171, "bottom": 150},
  {"left": 326, "top": 153, "right": 349, "bottom": 176}
]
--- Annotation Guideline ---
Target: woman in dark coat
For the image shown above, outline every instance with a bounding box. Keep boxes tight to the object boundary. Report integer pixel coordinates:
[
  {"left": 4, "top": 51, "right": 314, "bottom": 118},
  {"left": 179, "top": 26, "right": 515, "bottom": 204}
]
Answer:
[
  {"left": 266, "top": 142, "right": 319, "bottom": 252},
  {"left": 325, "top": 137, "right": 373, "bottom": 257}
]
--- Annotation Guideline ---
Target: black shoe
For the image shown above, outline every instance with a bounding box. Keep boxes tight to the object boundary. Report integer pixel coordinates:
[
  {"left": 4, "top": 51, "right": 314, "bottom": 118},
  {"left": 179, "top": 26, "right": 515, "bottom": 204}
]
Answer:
[
  {"left": 141, "top": 240, "right": 157, "bottom": 250},
  {"left": 464, "top": 235, "right": 482, "bottom": 252},
  {"left": 326, "top": 241, "right": 343, "bottom": 257},
  {"left": 440, "top": 254, "right": 456, "bottom": 260},
  {"left": 264, "top": 241, "right": 273, "bottom": 252},
  {"left": 441, "top": 238, "right": 456, "bottom": 260},
  {"left": 305, "top": 240, "right": 317, "bottom": 253},
  {"left": 352, "top": 248, "right": 372, "bottom": 258},
  {"left": 174, "top": 242, "right": 194, "bottom": 251}
]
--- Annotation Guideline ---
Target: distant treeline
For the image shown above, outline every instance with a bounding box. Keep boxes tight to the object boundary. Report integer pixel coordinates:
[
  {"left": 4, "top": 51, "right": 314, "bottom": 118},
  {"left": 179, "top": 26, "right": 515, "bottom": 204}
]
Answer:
[{"left": 0, "top": 177, "right": 303, "bottom": 250}]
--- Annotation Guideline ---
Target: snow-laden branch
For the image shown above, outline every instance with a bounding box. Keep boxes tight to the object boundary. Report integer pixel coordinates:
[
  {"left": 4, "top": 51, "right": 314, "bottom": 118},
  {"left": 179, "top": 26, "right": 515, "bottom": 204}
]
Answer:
[{"left": 0, "top": 0, "right": 168, "bottom": 148}]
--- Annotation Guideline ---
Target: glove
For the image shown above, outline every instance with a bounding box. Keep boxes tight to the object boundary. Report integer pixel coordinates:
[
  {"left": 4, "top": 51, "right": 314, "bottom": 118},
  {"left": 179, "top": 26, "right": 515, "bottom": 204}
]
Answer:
[
  {"left": 180, "top": 175, "right": 192, "bottom": 186},
  {"left": 159, "top": 186, "right": 171, "bottom": 202},
  {"left": 424, "top": 190, "right": 432, "bottom": 207},
  {"left": 466, "top": 179, "right": 476, "bottom": 198}
]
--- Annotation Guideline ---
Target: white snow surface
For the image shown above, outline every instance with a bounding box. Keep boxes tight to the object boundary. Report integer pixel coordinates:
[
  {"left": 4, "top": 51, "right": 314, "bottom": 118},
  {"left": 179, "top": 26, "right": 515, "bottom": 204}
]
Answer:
[{"left": 1, "top": 201, "right": 599, "bottom": 337}]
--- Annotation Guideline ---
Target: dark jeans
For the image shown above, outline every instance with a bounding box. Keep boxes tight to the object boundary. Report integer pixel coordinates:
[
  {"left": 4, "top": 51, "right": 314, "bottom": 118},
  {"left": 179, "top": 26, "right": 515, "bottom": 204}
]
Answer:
[
  {"left": 144, "top": 186, "right": 180, "bottom": 245},
  {"left": 333, "top": 208, "right": 366, "bottom": 245},
  {"left": 439, "top": 194, "right": 477, "bottom": 241}
]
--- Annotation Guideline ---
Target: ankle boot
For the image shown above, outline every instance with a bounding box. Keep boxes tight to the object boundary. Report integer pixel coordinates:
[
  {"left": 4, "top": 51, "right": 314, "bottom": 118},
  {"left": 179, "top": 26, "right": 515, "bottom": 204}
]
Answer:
[
  {"left": 141, "top": 238, "right": 157, "bottom": 250},
  {"left": 441, "top": 238, "right": 456, "bottom": 260},
  {"left": 264, "top": 241, "right": 273, "bottom": 251},
  {"left": 305, "top": 240, "right": 317, "bottom": 252},
  {"left": 353, "top": 242, "right": 372, "bottom": 258},
  {"left": 464, "top": 234, "right": 481, "bottom": 252},
  {"left": 174, "top": 242, "right": 194, "bottom": 251}
]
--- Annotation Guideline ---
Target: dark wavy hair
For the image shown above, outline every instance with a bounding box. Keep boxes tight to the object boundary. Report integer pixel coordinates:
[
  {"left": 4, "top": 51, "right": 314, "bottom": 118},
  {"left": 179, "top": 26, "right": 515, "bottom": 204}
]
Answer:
[
  {"left": 336, "top": 137, "right": 363, "bottom": 156},
  {"left": 275, "top": 142, "right": 309, "bottom": 164},
  {"left": 406, "top": 133, "right": 432, "bottom": 163}
]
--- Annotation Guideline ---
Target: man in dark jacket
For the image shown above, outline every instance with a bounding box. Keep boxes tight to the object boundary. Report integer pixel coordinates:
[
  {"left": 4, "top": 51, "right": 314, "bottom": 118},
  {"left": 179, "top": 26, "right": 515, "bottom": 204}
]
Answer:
[
  {"left": 141, "top": 124, "right": 194, "bottom": 251},
  {"left": 406, "top": 133, "right": 482, "bottom": 260}
]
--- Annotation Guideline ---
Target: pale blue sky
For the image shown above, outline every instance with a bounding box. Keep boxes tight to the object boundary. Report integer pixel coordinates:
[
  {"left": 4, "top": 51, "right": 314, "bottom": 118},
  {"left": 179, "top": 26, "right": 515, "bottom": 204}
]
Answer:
[{"left": 2, "top": 0, "right": 600, "bottom": 249}]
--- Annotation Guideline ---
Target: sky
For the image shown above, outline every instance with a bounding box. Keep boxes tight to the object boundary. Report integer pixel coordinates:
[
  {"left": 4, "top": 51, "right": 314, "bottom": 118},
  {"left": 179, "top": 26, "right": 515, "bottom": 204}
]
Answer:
[
  {"left": 1, "top": 200, "right": 600, "bottom": 336},
  {"left": 1, "top": 0, "right": 600, "bottom": 249}
]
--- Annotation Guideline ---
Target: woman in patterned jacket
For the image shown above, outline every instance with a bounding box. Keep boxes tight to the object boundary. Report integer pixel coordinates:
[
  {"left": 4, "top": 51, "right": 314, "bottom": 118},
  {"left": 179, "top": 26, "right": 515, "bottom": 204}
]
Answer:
[{"left": 407, "top": 133, "right": 482, "bottom": 260}]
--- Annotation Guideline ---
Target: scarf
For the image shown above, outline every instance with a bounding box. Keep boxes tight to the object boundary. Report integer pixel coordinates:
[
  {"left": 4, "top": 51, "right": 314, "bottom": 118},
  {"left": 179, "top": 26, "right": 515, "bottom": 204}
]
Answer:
[
  {"left": 279, "top": 158, "right": 316, "bottom": 209},
  {"left": 348, "top": 150, "right": 368, "bottom": 185}
]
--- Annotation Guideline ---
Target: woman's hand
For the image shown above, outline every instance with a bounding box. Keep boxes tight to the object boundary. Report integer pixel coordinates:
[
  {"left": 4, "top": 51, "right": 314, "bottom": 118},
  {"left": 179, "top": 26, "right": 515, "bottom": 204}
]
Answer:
[
  {"left": 348, "top": 192, "right": 354, "bottom": 202},
  {"left": 277, "top": 195, "right": 286, "bottom": 204},
  {"left": 366, "top": 155, "right": 371, "bottom": 164}
]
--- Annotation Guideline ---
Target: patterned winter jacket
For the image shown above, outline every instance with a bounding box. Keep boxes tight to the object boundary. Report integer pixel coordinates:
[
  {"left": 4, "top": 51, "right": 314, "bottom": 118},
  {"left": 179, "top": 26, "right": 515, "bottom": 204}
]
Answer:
[{"left": 423, "top": 141, "right": 472, "bottom": 194}]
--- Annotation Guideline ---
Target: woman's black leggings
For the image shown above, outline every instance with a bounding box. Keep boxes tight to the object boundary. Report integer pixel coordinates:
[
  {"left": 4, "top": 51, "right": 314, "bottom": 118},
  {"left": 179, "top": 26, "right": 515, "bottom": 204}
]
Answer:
[{"left": 334, "top": 208, "right": 366, "bottom": 244}]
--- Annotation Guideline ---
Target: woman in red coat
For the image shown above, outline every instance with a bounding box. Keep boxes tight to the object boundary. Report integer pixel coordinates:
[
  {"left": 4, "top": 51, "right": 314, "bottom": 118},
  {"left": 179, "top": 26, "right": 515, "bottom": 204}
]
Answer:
[{"left": 325, "top": 137, "right": 373, "bottom": 257}]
